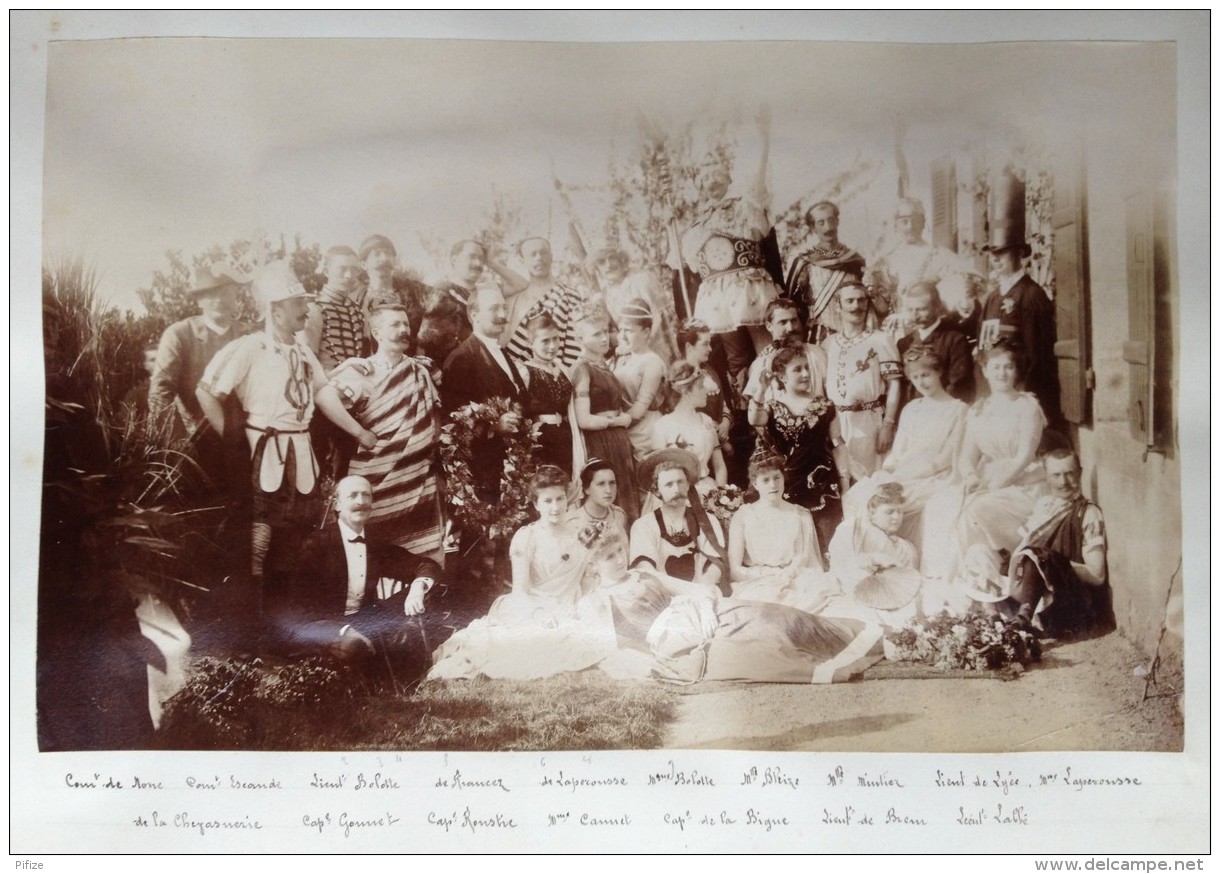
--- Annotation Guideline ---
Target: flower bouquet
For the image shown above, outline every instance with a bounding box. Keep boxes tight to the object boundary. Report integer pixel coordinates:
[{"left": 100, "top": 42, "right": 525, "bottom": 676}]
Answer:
[
  {"left": 884, "top": 610, "right": 1041, "bottom": 673},
  {"left": 700, "top": 483, "right": 745, "bottom": 525}
]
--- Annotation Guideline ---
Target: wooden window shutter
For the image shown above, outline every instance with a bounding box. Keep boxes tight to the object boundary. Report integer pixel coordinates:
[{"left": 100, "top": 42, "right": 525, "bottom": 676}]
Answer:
[
  {"left": 1124, "top": 191, "right": 1154, "bottom": 444},
  {"left": 930, "top": 157, "right": 957, "bottom": 252},
  {"left": 1052, "top": 157, "right": 1092, "bottom": 425},
  {"left": 1149, "top": 188, "right": 1175, "bottom": 453}
]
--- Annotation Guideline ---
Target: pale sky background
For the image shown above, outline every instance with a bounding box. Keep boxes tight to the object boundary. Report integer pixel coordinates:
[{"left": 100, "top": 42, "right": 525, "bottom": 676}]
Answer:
[
  {"left": 12, "top": 12, "right": 1212, "bottom": 858},
  {"left": 41, "top": 33, "right": 1175, "bottom": 311}
]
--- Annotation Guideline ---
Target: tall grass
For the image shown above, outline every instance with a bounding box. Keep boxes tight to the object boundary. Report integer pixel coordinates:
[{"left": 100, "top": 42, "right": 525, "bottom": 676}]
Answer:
[{"left": 41, "top": 258, "right": 215, "bottom": 607}]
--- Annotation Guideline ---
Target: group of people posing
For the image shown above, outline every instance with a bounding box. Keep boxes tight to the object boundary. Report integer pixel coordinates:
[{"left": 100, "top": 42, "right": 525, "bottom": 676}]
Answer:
[{"left": 143, "top": 145, "right": 1110, "bottom": 686}]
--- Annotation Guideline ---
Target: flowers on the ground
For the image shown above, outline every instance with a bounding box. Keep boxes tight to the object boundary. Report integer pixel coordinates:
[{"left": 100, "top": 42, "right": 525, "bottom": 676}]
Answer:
[{"left": 885, "top": 610, "right": 1041, "bottom": 672}]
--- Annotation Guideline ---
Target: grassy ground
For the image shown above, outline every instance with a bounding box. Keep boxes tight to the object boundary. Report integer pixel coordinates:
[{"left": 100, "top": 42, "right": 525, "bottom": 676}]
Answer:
[{"left": 154, "top": 657, "right": 678, "bottom": 751}]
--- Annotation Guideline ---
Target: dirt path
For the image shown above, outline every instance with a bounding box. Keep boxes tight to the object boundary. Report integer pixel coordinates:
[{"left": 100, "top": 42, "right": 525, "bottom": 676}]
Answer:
[{"left": 662, "top": 632, "right": 1183, "bottom": 752}]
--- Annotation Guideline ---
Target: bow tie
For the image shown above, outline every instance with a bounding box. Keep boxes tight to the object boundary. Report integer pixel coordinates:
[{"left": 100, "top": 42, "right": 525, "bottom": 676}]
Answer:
[{"left": 348, "top": 536, "right": 366, "bottom": 544}]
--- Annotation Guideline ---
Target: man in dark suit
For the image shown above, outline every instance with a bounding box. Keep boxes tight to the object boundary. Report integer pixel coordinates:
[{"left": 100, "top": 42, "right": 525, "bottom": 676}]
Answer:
[
  {"left": 897, "top": 281, "right": 975, "bottom": 408},
  {"left": 280, "top": 475, "right": 442, "bottom": 689},
  {"left": 979, "top": 244, "right": 1060, "bottom": 423},
  {"left": 441, "top": 283, "right": 528, "bottom": 503},
  {"left": 978, "top": 169, "right": 1062, "bottom": 429}
]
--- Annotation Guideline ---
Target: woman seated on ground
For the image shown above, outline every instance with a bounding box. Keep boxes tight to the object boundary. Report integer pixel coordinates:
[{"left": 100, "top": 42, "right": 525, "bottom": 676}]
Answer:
[
  {"left": 651, "top": 361, "right": 728, "bottom": 493},
  {"left": 521, "top": 312, "right": 576, "bottom": 475},
  {"left": 568, "top": 457, "right": 630, "bottom": 546},
  {"left": 727, "top": 449, "right": 836, "bottom": 613},
  {"left": 923, "top": 337, "right": 1047, "bottom": 580},
  {"left": 427, "top": 466, "right": 617, "bottom": 680},
  {"left": 847, "top": 343, "right": 968, "bottom": 573},
  {"left": 825, "top": 481, "right": 924, "bottom": 627},
  {"left": 613, "top": 298, "right": 668, "bottom": 459},
  {"left": 571, "top": 307, "right": 641, "bottom": 520}
]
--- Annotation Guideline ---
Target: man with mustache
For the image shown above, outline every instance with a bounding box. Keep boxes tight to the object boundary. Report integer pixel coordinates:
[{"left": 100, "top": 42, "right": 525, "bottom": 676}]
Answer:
[
  {"left": 150, "top": 262, "right": 252, "bottom": 444},
  {"left": 629, "top": 449, "right": 725, "bottom": 589},
  {"left": 820, "top": 280, "right": 902, "bottom": 482},
  {"left": 197, "top": 260, "right": 356, "bottom": 622},
  {"left": 358, "top": 234, "right": 398, "bottom": 307},
  {"left": 783, "top": 200, "right": 870, "bottom": 342},
  {"left": 441, "top": 284, "right": 529, "bottom": 503},
  {"left": 1004, "top": 449, "right": 1112, "bottom": 638},
  {"left": 743, "top": 297, "right": 829, "bottom": 408},
  {"left": 868, "top": 197, "right": 970, "bottom": 337},
  {"left": 303, "top": 245, "right": 369, "bottom": 374},
  {"left": 315, "top": 303, "right": 444, "bottom": 561},
  {"left": 281, "top": 474, "right": 442, "bottom": 688}
]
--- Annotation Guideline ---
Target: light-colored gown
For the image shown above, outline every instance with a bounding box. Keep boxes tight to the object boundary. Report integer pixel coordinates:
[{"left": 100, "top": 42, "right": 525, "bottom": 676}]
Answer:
[
  {"left": 921, "top": 392, "right": 1047, "bottom": 580},
  {"left": 727, "top": 501, "right": 837, "bottom": 613},
  {"left": 427, "top": 520, "right": 617, "bottom": 680},
  {"left": 823, "top": 516, "right": 923, "bottom": 627},
  {"left": 860, "top": 393, "right": 968, "bottom": 572},
  {"left": 958, "top": 393, "right": 1047, "bottom": 552},
  {"left": 595, "top": 569, "right": 883, "bottom": 685}
]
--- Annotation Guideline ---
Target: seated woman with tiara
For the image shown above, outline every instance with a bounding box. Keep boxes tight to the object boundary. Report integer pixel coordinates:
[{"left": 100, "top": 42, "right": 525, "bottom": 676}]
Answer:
[
  {"left": 569, "top": 456, "right": 630, "bottom": 546},
  {"left": 428, "top": 466, "right": 619, "bottom": 680},
  {"left": 726, "top": 448, "right": 837, "bottom": 613}
]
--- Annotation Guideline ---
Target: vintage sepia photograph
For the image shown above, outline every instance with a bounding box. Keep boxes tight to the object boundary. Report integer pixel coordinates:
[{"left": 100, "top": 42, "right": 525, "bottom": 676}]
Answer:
[
  {"left": 26, "top": 18, "right": 1195, "bottom": 764},
  {"left": 13, "top": 10, "right": 1211, "bottom": 859}
]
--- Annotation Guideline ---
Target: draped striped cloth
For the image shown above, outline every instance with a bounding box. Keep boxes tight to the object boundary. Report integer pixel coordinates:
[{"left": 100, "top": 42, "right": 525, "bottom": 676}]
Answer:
[
  {"left": 504, "top": 282, "right": 586, "bottom": 370},
  {"left": 331, "top": 353, "right": 443, "bottom": 557}
]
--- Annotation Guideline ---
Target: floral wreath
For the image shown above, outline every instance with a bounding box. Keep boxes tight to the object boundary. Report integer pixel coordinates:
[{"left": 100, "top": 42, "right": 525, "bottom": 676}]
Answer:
[{"left": 440, "top": 397, "right": 540, "bottom": 545}]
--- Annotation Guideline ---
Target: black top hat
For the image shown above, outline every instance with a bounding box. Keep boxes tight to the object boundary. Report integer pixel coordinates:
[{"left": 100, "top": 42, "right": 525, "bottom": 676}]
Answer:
[{"left": 983, "top": 169, "right": 1031, "bottom": 256}]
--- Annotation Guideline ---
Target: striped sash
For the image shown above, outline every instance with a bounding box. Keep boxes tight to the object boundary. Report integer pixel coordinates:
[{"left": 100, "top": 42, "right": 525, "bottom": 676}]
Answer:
[{"left": 347, "top": 358, "right": 442, "bottom": 554}]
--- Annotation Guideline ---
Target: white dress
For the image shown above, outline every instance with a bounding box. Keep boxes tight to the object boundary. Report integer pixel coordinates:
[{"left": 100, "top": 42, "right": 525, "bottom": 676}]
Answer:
[
  {"left": 728, "top": 501, "right": 836, "bottom": 613},
  {"left": 959, "top": 393, "right": 1047, "bottom": 552},
  {"left": 922, "top": 392, "right": 1047, "bottom": 579},
  {"left": 877, "top": 393, "right": 968, "bottom": 564},
  {"left": 427, "top": 521, "right": 616, "bottom": 680}
]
